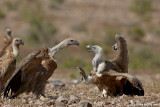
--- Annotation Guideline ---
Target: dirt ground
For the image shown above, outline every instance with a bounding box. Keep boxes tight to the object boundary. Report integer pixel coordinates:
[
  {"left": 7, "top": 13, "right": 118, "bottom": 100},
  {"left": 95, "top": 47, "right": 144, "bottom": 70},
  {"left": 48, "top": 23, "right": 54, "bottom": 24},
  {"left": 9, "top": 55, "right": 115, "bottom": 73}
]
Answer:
[{"left": 1, "top": 70, "right": 160, "bottom": 107}]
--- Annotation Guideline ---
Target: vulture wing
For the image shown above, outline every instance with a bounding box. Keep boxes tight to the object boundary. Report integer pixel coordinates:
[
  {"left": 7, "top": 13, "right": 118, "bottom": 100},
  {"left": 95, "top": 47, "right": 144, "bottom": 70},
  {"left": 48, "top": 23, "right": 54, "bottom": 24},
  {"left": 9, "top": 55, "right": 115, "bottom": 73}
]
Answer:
[
  {"left": 3, "top": 50, "right": 41, "bottom": 97},
  {"left": 111, "top": 34, "right": 128, "bottom": 73},
  {"left": 101, "top": 71, "right": 144, "bottom": 96},
  {"left": 0, "top": 48, "right": 16, "bottom": 94},
  {"left": 0, "top": 37, "right": 12, "bottom": 57}
]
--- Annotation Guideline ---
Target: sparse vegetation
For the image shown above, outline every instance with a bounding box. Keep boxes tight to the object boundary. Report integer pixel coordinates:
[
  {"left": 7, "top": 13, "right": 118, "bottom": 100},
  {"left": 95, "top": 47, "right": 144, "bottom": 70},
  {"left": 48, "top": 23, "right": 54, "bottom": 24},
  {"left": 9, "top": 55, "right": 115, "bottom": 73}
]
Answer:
[
  {"left": 60, "top": 56, "right": 86, "bottom": 69},
  {"left": 104, "top": 28, "right": 120, "bottom": 46},
  {"left": 49, "top": 0, "right": 64, "bottom": 9},
  {"left": 4, "top": 0, "right": 19, "bottom": 11},
  {"left": 128, "top": 25, "right": 145, "bottom": 41},
  {"left": 21, "top": 1, "right": 57, "bottom": 45},
  {"left": 129, "top": 46, "right": 160, "bottom": 69},
  {"left": 72, "top": 22, "right": 88, "bottom": 32},
  {"left": 130, "top": 0, "right": 152, "bottom": 15}
]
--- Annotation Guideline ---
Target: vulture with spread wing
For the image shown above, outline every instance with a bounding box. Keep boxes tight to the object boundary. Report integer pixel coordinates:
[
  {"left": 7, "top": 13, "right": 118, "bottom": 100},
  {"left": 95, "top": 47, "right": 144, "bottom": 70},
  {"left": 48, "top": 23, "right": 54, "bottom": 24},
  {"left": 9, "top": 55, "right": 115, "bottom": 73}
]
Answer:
[
  {"left": 0, "top": 29, "right": 13, "bottom": 57},
  {"left": 4, "top": 38, "right": 79, "bottom": 99},
  {"left": 78, "top": 67, "right": 144, "bottom": 97},
  {"left": 86, "top": 34, "right": 128, "bottom": 73},
  {"left": 0, "top": 38, "right": 24, "bottom": 94}
]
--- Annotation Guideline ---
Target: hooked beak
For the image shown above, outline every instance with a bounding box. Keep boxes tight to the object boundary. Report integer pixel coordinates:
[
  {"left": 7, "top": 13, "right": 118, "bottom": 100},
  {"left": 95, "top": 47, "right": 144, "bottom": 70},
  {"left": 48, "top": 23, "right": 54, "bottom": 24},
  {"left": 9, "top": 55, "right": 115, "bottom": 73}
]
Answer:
[
  {"left": 86, "top": 45, "right": 93, "bottom": 52},
  {"left": 74, "top": 41, "right": 80, "bottom": 46},
  {"left": 112, "top": 43, "right": 117, "bottom": 50},
  {"left": 20, "top": 40, "right": 24, "bottom": 45}
]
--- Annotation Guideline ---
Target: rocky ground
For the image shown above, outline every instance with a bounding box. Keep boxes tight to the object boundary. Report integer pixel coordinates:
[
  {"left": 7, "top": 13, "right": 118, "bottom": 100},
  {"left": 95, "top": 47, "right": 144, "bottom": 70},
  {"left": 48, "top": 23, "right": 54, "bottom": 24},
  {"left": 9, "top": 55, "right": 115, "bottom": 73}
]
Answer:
[{"left": 1, "top": 70, "right": 160, "bottom": 107}]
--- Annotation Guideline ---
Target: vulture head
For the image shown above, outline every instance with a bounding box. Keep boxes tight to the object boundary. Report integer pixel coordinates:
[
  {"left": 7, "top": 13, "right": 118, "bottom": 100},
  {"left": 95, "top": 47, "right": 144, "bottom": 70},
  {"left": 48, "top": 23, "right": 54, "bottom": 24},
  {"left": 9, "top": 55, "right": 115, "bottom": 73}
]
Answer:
[
  {"left": 67, "top": 38, "right": 80, "bottom": 46},
  {"left": 12, "top": 38, "right": 24, "bottom": 57},
  {"left": 86, "top": 45, "right": 103, "bottom": 54},
  {"left": 86, "top": 45, "right": 103, "bottom": 72},
  {"left": 6, "top": 29, "right": 12, "bottom": 41},
  {"left": 112, "top": 34, "right": 124, "bottom": 51},
  {"left": 50, "top": 38, "right": 79, "bottom": 57}
]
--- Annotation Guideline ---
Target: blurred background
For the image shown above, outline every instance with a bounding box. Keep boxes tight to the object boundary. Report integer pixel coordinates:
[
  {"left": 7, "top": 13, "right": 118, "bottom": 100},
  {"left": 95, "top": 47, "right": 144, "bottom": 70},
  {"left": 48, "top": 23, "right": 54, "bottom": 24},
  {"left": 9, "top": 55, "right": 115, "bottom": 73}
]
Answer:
[{"left": 0, "top": 0, "right": 160, "bottom": 79}]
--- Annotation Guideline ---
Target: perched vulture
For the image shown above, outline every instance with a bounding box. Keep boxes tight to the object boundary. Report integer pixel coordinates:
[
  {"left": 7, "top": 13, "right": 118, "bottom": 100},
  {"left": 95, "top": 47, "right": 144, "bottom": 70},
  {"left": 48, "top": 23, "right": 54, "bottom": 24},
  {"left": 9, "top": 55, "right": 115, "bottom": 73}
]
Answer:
[
  {"left": 86, "top": 34, "right": 128, "bottom": 73},
  {"left": 4, "top": 38, "right": 79, "bottom": 99},
  {"left": 0, "top": 38, "right": 24, "bottom": 94},
  {"left": 0, "top": 29, "right": 13, "bottom": 57},
  {"left": 78, "top": 67, "right": 144, "bottom": 97}
]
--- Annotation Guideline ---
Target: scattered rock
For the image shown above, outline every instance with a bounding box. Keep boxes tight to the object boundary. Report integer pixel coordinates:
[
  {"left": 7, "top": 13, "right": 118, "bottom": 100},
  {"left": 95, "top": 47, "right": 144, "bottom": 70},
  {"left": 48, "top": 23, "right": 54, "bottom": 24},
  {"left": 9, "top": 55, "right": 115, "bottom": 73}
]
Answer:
[
  {"left": 55, "top": 102, "right": 66, "bottom": 107},
  {"left": 78, "top": 101, "right": 92, "bottom": 107},
  {"left": 47, "top": 100, "right": 55, "bottom": 106},
  {"left": 94, "top": 101, "right": 104, "bottom": 107},
  {"left": 51, "top": 80, "right": 65, "bottom": 86},
  {"left": 56, "top": 96, "right": 68, "bottom": 104},
  {"left": 69, "top": 95, "right": 80, "bottom": 104},
  {"left": 35, "top": 100, "right": 44, "bottom": 105},
  {"left": 51, "top": 80, "right": 66, "bottom": 91},
  {"left": 48, "top": 96, "right": 58, "bottom": 100}
]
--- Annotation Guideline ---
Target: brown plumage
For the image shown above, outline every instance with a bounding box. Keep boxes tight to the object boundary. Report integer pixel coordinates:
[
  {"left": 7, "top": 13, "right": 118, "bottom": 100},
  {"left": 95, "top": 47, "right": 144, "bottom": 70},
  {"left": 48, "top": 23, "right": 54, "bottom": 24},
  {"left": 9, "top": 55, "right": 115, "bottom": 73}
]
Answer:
[
  {"left": 0, "top": 38, "right": 24, "bottom": 94},
  {"left": 111, "top": 34, "right": 128, "bottom": 73},
  {"left": 4, "top": 38, "right": 79, "bottom": 99},
  {"left": 78, "top": 67, "right": 144, "bottom": 97},
  {"left": 0, "top": 29, "right": 13, "bottom": 57}
]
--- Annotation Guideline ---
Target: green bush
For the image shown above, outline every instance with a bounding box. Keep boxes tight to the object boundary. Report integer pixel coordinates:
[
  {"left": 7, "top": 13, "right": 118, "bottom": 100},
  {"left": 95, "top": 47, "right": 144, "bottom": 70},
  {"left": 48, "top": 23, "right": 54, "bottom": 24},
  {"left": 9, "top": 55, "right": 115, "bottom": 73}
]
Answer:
[
  {"left": 60, "top": 56, "right": 86, "bottom": 69},
  {"left": 0, "top": 10, "right": 5, "bottom": 19},
  {"left": 130, "top": 0, "right": 152, "bottom": 15},
  {"left": 128, "top": 26, "right": 145, "bottom": 41},
  {"left": 72, "top": 22, "right": 88, "bottom": 32},
  {"left": 49, "top": 0, "right": 64, "bottom": 9}
]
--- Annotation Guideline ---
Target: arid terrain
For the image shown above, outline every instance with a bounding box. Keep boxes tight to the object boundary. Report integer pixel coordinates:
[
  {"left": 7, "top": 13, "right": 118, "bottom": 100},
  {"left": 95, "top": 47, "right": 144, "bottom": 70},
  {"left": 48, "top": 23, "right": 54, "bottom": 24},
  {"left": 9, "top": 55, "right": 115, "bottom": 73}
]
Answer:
[{"left": 0, "top": 0, "right": 160, "bottom": 106}]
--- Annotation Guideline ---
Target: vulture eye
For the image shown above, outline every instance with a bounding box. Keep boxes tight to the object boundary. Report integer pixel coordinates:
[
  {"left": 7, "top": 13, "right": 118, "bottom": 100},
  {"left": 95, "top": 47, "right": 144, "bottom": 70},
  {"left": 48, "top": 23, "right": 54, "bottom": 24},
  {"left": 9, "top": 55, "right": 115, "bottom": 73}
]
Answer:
[{"left": 70, "top": 40, "right": 74, "bottom": 42}]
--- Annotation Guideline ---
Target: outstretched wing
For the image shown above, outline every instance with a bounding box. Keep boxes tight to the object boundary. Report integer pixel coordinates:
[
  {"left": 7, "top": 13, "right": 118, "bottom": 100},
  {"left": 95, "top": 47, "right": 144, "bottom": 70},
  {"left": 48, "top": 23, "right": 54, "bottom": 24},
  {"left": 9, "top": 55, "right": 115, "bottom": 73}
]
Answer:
[{"left": 3, "top": 50, "right": 41, "bottom": 97}]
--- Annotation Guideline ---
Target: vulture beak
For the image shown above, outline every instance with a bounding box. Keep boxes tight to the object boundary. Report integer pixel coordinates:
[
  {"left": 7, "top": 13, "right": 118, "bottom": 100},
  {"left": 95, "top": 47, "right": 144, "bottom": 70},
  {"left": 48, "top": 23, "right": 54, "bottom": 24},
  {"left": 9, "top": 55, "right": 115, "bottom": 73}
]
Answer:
[
  {"left": 20, "top": 40, "right": 24, "bottom": 45},
  {"left": 112, "top": 43, "right": 117, "bottom": 50},
  {"left": 86, "top": 45, "right": 93, "bottom": 52},
  {"left": 74, "top": 41, "right": 80, "bottom": 46}
]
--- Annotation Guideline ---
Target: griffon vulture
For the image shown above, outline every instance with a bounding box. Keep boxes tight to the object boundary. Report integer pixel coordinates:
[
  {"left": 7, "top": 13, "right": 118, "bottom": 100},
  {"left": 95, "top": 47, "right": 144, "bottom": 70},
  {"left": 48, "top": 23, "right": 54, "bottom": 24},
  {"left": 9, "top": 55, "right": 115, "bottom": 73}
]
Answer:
[
  {"left": 77, "top": 67, "right": 144, "bottom": 97},
  {"left": 0, "top": 29, "right": 13, "bottom": 57},
  {"left": 4, "top": 38, "right": 79, "bottom": 99},
  {"left": 86, "top": 34, "right": 128, "bottom": 73},
  {"left": 0, "top": 38, "right": 24, "bottom": 94}
]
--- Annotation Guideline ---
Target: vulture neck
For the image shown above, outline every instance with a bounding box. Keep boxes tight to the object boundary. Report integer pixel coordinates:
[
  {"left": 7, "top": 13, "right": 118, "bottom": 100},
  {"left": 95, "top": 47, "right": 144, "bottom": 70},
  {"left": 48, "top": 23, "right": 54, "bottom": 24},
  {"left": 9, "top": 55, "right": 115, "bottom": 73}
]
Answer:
[
  {"left": 94, "top": 51, "right": 103, "bottom": 62},
  {"left": 7, "top": 35, "right": 12, "bottom": 41},
  {"left": 50, "top": 40, "right": 68, "bottom": 57},
  {"left": 12, "top": 43, "right": 19, "bottom": 58}
]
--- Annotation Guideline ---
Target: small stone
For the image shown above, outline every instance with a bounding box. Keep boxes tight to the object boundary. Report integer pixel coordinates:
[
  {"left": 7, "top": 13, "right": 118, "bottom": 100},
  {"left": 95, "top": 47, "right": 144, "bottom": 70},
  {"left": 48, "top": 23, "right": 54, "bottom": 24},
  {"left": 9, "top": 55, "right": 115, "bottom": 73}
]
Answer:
[
  {"left": 56, "top": 96, "right": 68, "bottom": 104},
  {"left": 69, "top": 95, "right": 79, "bottom": 104},
  {"left": 35, "top": 100, "right": 44, "bottom": 105},
  {"left": 71, "top": 79, "right": 80, "bottom": 84},
  {"left": 78, "top": 101, "right": 92, "bottom": 107},
  {"left": 40, "top": 96, "right": 46, "bottom": 101},
  {"left": 48, "top": 96, "right": 58, "bottom": 100},
  {"left": 94, "top": 101, "right": 104, "bottom": 107}
]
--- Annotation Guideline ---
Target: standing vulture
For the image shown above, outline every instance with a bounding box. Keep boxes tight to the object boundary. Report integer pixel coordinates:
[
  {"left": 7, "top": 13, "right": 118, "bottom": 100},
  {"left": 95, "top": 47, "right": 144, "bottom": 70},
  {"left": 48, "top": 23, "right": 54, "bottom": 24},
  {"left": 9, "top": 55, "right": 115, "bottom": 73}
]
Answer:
[
  {"left": 4, "top": 38, "right": 79, "bottom": 99},
  {"left": 0, "top": 29, "right": 13, "bottom": 57},
  {"left": 0, "top": 38, "right": 24, "bottom": 94},
  {"left": 86, "top": 34, "right": 128, "bottom": 73},
  {"left": 78, "top": 67, "right": 144, "bottom": 97}
]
